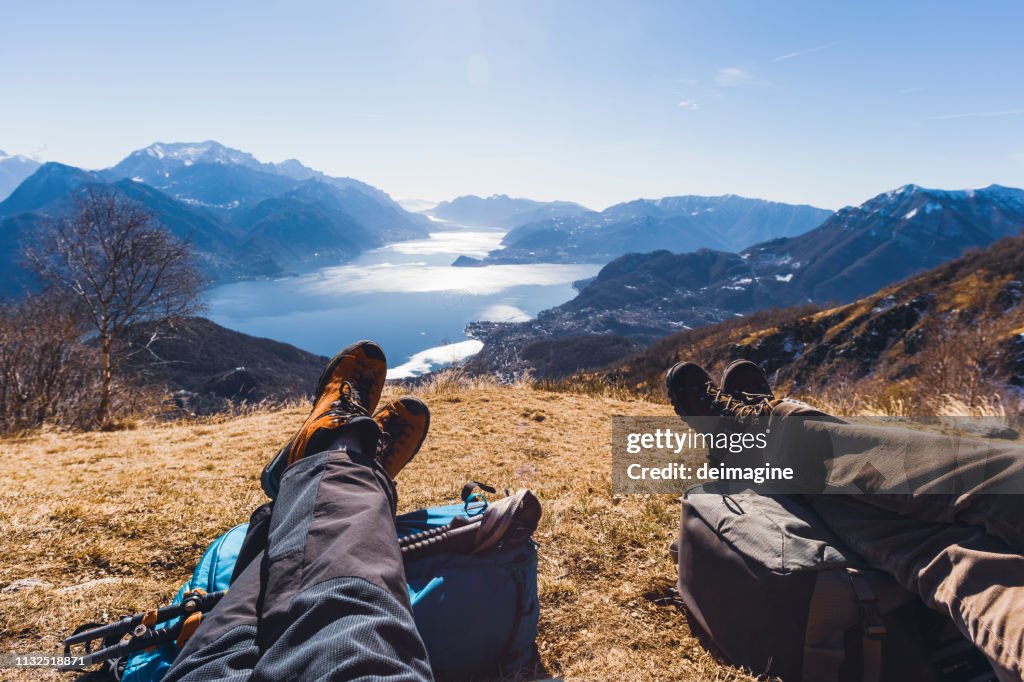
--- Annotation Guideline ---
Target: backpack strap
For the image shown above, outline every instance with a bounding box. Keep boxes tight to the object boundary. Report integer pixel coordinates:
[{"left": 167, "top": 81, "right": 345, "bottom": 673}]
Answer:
[
  {"left": 495, "top": 555, "right": 538, "bottom": 670},
  {"left": 802, "top": 569, "right": 857, "bottom": 682},
  {"left": 461, "top": 481, "right": 496, "bottom": 501},
  {"left": 847, "top": 568, "right": 886, "bottom": 682},
  {"left": 801, "top": 566, "right": 888, "bottom": 682}
]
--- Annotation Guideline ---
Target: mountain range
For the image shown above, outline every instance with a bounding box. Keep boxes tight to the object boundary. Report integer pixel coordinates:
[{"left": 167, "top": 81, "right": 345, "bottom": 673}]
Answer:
[
  {"left": 430, "top": 194, "right": 592, "bottom": 228},
  {"left": 0, "top": 150, "right": 40, "bottom": 202},
  {"left": 466, "top": 183, "right": 1024, "bottom": 378},
  {"left": 1, "top": 144, "right": 840, "bottom": 295},
  {"left": 0, "top": 141, "right": 432, "bottom": 291},
  {"left": 585, "top": 231, "right": 1024, "bottom": 401},
  {"left": 454, "top": 194, "right": 833, "bottom": 265}
]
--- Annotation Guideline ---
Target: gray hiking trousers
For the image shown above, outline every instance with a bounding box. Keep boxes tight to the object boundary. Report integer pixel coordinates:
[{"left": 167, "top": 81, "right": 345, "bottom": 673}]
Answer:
[
  {"left": 164, "top": 434, "right": 433, "bottom": 682},
  {"left": 770, "top": 401, "right": 1024, "bottom": 681}
]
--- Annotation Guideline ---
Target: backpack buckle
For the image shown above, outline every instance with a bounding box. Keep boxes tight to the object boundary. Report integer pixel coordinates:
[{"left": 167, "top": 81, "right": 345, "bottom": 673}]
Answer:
[{"left": 461, "top": 481, "right": 496, "bottom": 516}]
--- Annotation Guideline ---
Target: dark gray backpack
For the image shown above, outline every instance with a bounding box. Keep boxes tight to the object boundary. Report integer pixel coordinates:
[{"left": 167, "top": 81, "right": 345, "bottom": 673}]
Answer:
[{"left": 676, "top": 484, "right": 995, "bottom": 682}]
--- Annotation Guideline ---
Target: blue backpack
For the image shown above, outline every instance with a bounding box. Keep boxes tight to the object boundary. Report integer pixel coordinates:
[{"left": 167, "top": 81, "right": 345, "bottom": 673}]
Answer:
[{"left": 120, "top": 499, "right": 539, "bottom": 682}]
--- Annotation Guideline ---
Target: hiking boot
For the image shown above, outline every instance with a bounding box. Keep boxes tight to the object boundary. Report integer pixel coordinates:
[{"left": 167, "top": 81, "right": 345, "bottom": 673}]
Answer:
[
  {"left": 721, "top": 359, "right": 775, "bottom": 404},
  {"left": 667, "top": 362, "right": 775, "bottom": 470},
  {"left": 373, "top": 397, "right": 430, "bottom": 479},
  {"left": 666, "top": 361, "right": 773, "bottom": 418},
  {"left": 261, "top": 340, "right": 388, "bottom": 499}
]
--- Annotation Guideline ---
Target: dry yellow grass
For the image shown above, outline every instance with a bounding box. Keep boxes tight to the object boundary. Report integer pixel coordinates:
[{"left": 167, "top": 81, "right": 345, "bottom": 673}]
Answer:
[{"left": 0, "top": 382, "right": 758, "bottom": 682}]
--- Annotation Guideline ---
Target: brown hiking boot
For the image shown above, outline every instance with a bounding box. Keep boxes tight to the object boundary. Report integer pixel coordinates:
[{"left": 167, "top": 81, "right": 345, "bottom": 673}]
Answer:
[
  {"left": 667, "top": 361, "right": 775, "bottom": 469},
  {"left": 721, "top": 359, "right": 775, "bottom": 404},
  {"left": 261, "top": 340, "right": 388, "bottom": 499},
  {"left": 666, "top": 362, "right": 773, "bottom": 418},
  {"left": 373, "top": 397, "right": 431, "bottom": 479}
]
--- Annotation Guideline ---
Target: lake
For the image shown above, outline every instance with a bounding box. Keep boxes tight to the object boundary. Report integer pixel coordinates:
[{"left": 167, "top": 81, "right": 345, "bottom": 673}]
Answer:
[{"left": 206, "top": 225, "right": 602, "bottom": 378}]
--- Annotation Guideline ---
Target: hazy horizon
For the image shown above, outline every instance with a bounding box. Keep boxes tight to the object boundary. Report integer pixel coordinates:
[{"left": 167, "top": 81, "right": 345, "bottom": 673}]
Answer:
[
  {"left": 3, "top": 1, "right": 1023, "bottom": 211},
  {"left": 9, "top": 137, "right": 1023, "bottom": 214}
]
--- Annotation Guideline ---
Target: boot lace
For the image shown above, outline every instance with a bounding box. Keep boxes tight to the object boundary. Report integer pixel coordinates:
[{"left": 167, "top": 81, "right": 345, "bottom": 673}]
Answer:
[
  {"left": 376, "top": 431, "right": 394, "bottom": 461},
  {"left": 738, "top": 390, "right": 775, "bottom": 403},
  {"left": 325, "top": 381, "right": 369, "bottom": 419},
  {"left": 375, "top": 410, "right": 412, "bottom": 461},
  {"left": 705, "top": 381, "right": 772, "bottom": 418}
]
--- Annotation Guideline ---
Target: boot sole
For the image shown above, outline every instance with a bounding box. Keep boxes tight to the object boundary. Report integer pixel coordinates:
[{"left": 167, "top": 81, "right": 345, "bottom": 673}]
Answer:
[
  {"left": 665, "top": 361, "right": 714, "bottom": 417},
  {"left": 380, "top": 396, "right": 430, "bottom": 478},
  {"left": 721, "top": 359, "right": 774, "bottom": 403}
]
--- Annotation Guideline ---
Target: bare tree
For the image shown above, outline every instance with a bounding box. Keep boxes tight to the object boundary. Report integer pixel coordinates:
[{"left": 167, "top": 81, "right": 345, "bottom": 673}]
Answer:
[
  {"left": 915, "top": 307, "right": 1018, "bottom": 410},
  {"left": 23, "top": 190, "right": 205, "bottom": 426},
  {"left": 0, "top": 293, "right": 98, "bottom": 433}
]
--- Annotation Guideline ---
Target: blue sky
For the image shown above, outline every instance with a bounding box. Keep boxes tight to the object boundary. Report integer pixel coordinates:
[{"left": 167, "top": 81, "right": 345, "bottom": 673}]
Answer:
[{"left": 2, "top": 0, "right": 1022, "bottom": 210}]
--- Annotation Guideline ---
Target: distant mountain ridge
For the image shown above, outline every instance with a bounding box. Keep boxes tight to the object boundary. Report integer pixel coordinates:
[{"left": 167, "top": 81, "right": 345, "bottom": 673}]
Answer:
[
  {"left": 0, "top": 142, "right": 432, "bottom": 291},
  {"left": 430, "top": 193, "right": 591, "bottom": 228},
  {"left": 585, "top": 231, "right": 1024, "bottom": 400},
  {"left": 0, "top": 150, "right": 41, "bottom": 202},
  {"left": 108, "top": 141, "right": 398, "bottom": 209},
  {"left": 457, "top": 193, "right": 832, "bottom": 266},
  {"left": 466, "top": 183, "right": 1024, "bottom": 378}
]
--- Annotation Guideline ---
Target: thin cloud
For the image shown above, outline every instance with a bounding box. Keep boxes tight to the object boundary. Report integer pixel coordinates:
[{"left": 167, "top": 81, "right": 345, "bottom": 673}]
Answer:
[
  {"left": 932, "top": 109, "right": 1024, "bottom": 120},
  {"left": 898, "top": 87, "right": 926, "bottom": 94},
  {"left": 770, "top": 42, "right": 839, "bottom": 63},
  {"left": 678, "top": 99, "right": 699, "bottom": 110},
  {"left": 715, "top": 67, "right": 752, "bottom": 87}
]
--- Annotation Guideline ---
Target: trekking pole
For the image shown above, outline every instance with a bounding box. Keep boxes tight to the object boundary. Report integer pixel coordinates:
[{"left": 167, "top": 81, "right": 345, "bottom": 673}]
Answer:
[
  {"left": 64, "top": 590, "right": 224, "bottom": 648},
  {"left": 63, "top": 590, "right": 226, "bottom": 668},
  {"left": 65, "top": 620, "right": 185, "bottom": 668},
  {"left": 399, "top": 515, "right": 484, "bottom": 560}
]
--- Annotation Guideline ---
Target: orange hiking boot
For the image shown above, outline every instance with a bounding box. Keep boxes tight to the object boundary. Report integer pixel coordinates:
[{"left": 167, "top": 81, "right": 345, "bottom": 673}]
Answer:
[
  {"left": 261, "top": 340, "right": 388, "bottom": 499},
  {"left": 374, "top": 397, "right": 430, "bottom": 479}
]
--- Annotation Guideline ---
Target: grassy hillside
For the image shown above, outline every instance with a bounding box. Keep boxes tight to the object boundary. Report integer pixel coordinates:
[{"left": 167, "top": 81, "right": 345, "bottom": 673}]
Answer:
[{"left": 0, "top": 379, "right": 756, "bottom": 682}]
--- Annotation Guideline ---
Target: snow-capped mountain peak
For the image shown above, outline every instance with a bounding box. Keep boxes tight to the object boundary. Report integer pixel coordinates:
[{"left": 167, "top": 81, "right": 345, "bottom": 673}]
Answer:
[
  {"left": 0, "top": 150, "right": 35, "bottom": 162},
  {"left": 135, "top": 141, "right": 262, "bottom": 168},
  {"left": 0, "top": 149, "right": 43, "bottom": 201}
]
